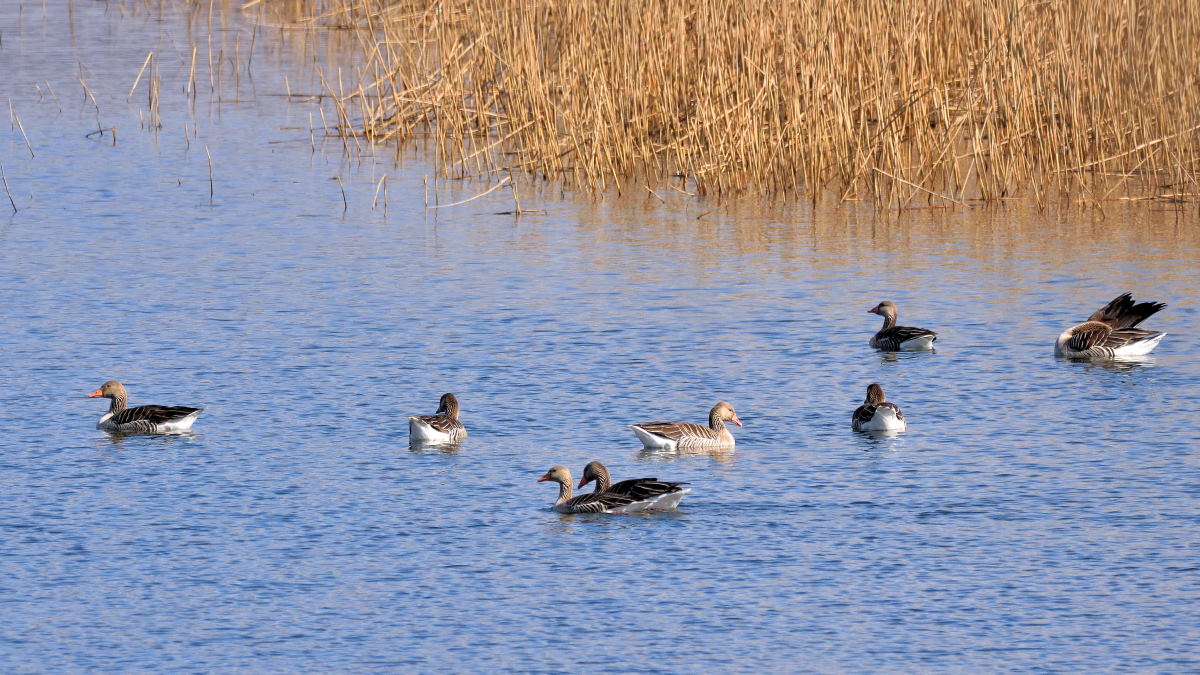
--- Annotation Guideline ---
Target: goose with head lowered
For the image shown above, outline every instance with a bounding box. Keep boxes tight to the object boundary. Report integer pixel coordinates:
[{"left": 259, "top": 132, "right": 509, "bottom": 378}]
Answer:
[
  {"left": 851, "top": 383, "right": 906, "bottom": 432},
  {"left": 538, "top": 465, "right": 673, "bottom": 514},
  {"left": 867, "top": 300, "right": 937, "bottom": 351},
  {"left": 1054, "top": 292, "right": 1167, "bottom": 358},
  {"left": 578, "top": 461, "right": 690, "bottom": 510},
  {"left": 630, "top": 401, "right": 742, "bottom": 450},
  {"left": 88, "top": 380, "right": 203, "bottom": 434},
  {"left": 408, "top": 393, "right": 467, "bottom": 443}
]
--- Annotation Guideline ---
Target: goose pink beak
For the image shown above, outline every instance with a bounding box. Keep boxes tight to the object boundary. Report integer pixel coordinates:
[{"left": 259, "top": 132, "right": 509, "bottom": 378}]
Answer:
[
  {"left": 731, "top": 414, "right": 743, "bottom": 427},
  {"left": 577, "top": 478, "right": 588, "bottom": 488},
  {"left": 867, "top": 307, "right": 878, "bottom": 314}
]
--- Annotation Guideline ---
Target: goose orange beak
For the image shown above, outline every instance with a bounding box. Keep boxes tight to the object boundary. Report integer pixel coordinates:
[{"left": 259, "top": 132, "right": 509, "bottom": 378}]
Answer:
[
  {"left": 537, "top": 475, "right": 549, "bottom": 482},
  {"left": 577, "top": 478, "right": 588, "bottom": 488},
  {"left": 867, "top": 307, "right": 878, "bottom": 314},
  {"left": 87, "top": 389, "right": 103, "bottom": 398}
]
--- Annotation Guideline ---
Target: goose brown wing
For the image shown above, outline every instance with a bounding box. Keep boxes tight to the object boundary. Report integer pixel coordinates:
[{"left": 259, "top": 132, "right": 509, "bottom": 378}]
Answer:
[
  {"left": 852, "top": 404, "right": 876, "bottom": 429},
  {"left": 413, "top": 414, "right": 462, "bottom": 435},
  {"left": 563, "top": 491, "right": 637, "bottom": 513},
  {"left": 608, "top": 477, "right": 688, "bottom": 501},
  {"left": 110, "top": 405, "right": 202, "bottom": 426},
  {"left": 1105, "top": 327, "right": 1161, "bottom": 349},
  {"left": 634, "top": 421, "right": 716, "bottom": 442},
  {"left": 882, "top": 326, "right": 937, "bottom": 343},
  {"left": 1065, "top": 322, "right": 1112, "bottom": 353},
  {"left": 1088, "top": 293, "right": 1167, "bottom": 329}
]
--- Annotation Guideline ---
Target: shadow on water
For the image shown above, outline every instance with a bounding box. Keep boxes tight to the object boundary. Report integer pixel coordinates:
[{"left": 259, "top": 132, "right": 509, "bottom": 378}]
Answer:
[
  {"left": 878, "top": 349, "right": 937, "bottom": 364},
  {"left": 93, "top": 430, "right": 202, "bottom": 448},
  {"left": 1061, "top": 355, "right": 1158, "bottom": 373},
  {"left": 852, "top": 428, "right": 905, "bottom": 450},
  {"left": 636, "top": 446, "right": 736, "bottom": 464},
  {"left": 408, "top": 439, "right": 462, "bottom": 455}
]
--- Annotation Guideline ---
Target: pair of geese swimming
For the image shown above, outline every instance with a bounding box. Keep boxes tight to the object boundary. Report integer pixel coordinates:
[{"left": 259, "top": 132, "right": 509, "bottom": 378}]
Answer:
[
  {"left": 865, "top": 291, "right": 1168, "bottom": 358},
  {"left": 407, "top": 394, "right": 741, "bottom": 449},
  {"left": 87, "top": 292, "right": 1169, "bottom": 512}
]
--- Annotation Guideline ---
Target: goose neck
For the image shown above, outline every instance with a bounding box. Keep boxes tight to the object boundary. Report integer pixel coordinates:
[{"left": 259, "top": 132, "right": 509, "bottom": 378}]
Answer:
[{"left": 556, "top": 480, "right": 573, "bottom": 504}]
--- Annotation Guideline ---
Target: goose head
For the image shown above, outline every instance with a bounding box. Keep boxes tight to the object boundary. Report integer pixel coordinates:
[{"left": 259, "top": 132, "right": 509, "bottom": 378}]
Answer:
[
  {"left": 867, "top": 301, "right": 897, "bottom": 320},
  {"left": 864, "top": 383, "right": 886, "bottom": 405},
  {"left": 711, "top": 401, "right": 743, "bottom": 427},
  {"left": 88, "top": 380, "right": 126, "bottom": 400},
  {"left": 538, "top": 465, "right": 572, "bottom": 486},
  {"left": 578, "top": 461, "right": 609, "bottom": 489},
  {"left": 436, "top": 392, "right": 460, "bottom": 418}
]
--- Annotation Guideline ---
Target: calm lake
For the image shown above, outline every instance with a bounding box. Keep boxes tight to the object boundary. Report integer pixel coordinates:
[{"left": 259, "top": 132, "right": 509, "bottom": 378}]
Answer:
[{"left": 1, "top": 3, "right": 1198, "bottom": 672}]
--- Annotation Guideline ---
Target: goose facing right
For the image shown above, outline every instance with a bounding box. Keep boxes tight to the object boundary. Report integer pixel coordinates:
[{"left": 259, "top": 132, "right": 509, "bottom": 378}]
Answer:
[
  {"left": 578, "top": 461, "right": 690, "bottom": 510},
  {"left": 408, "top": 393, "right": 467, "bottom": 443},
  {"left": 851, "top": 383, "right": 906, "bottom": 432},
  {"left": 1054, "top": 292, "right": 1167, "bottom": 358},
  {"left": 630, "top": 401, "right": 742, "bottom": 450}
]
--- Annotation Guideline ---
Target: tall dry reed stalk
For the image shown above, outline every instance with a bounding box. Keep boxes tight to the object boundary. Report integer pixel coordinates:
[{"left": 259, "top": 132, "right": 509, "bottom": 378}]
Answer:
[{"left": 250, "top": 0, "right": 1200, "bottom": 206}]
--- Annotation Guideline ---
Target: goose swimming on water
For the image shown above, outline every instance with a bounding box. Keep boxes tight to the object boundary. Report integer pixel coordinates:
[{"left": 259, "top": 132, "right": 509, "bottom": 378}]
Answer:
[
  {"left": 851, "top": 383, "right": 906, "bottom": 432},
  {"left": 539, "top": 465, "right": 671, "bottom": 514},
  {"left": 578, "top": 461, "right": 689, "bottom": 510},
  {"left": 88, "top": 380, "right": 203, "bottom": 434},
  {"left": 408, "top": 393, "right": 467, "bottom": 443},
  {"left": 629, "top": 401, "right": 742, "bottom": 450},
  {"left": 867, "top": 301, "right": 937, "bottom": 351},
  {"left": 1054, "top": 292, "right": 1167, "bottom": 358}
]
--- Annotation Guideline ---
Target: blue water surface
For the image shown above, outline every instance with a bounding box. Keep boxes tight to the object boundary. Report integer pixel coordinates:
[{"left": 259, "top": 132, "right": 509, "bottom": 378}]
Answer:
[{"left": 0, "top": 3, "right": 1197, "bottom": 672}]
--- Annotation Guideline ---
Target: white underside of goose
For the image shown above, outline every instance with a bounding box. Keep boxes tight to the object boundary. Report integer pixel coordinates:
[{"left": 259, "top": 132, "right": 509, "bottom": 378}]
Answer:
[
  {"left": 97, "top": 410, "right": 202, "bottom": 434},
  {"left": 858, "top": 407, "right": 906, "bottom": 432},
  {"left": 1113, "top": 333, "right": 1166, "bottom": 356},
  {"left": 644, "top": 489, "right": 689, "bottom": 511},
  {"left": 629, "top": 425, "right": 677, "bottom": 449},
  {"left": 408, "top": 417, "right": 456, "bottom": 442},
  {"left": 888, "top": 334, "right": 936, "bottom": 351}
]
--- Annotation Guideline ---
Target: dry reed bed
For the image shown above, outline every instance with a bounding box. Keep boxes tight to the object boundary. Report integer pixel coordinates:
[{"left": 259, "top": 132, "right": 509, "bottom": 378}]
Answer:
[{"left": 252, "top": 0, "right": 1200, "bottom": 206}]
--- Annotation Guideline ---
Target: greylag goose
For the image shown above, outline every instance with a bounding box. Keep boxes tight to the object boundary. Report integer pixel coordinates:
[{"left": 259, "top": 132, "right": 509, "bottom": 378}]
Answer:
[
  {"left": 630, "top": 401, "right": 741, "bottom": 450},
  {"left": 851, "top": 383, "right": 906, "bottom": 432},
  {"left": 88, "top": 380, "right": 203, "bottom": 434},
  {"left": 538, "top": 466, "right": 663, "bottom": 514},
  {"left": 578, "top": 461, "right": 689, "bottom": 510},
  {"left": 867, "top": 301, "right": 937, "bottom": 351},
  {"left": 1055, "top": 292, "right": 1167, "bottom": 358},
  {"left": 408, "top": 393, "right": 467, "bottom": 443}
]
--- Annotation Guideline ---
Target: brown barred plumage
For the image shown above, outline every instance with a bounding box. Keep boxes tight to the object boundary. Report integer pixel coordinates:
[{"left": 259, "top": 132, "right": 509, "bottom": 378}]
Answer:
[
  {"left": 88, "top": 380, "right": 203, "bottom": 434},
  {"left": 851, "top": 383, "right": 906, "bottom": 432},
  {"left": 1055, "top": 293, "right": 1167, "bottom": 358},
  {"left": 538, "top": 466, "right": 645, "bottom": 514},
  {"left": 630, "top": 401, "right": 741, "bottom": 449},
  {"left": 867, "top": 301, "right": 937, "bottom": 351},
  {"left": 408, "top": 392, "right": 467, "bottom": 442},
  {"left": 578, "top": 461, "right": 688, "bottom": 503}
]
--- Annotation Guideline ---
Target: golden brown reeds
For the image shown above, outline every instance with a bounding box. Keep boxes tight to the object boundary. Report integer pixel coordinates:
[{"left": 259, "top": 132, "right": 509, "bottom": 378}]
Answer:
[{"left": 251, "top": 0, "right": 1200, "bottom": 206}]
